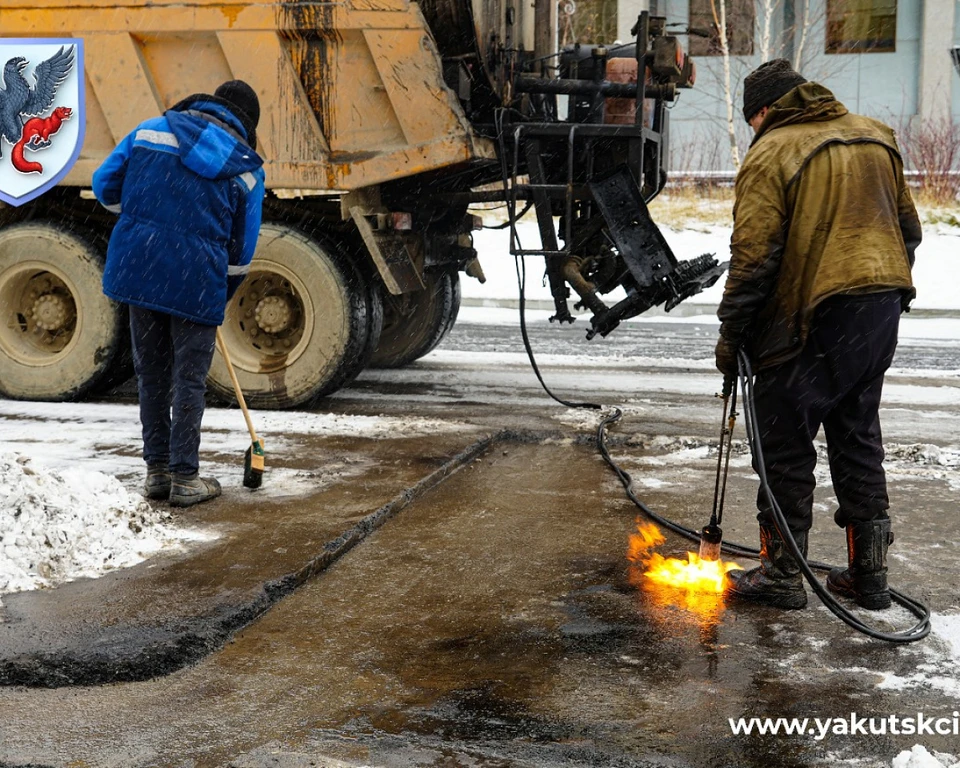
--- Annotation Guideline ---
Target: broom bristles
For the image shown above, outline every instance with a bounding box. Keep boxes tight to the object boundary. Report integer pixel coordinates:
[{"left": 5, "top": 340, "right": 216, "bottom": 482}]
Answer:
[{"left": 243, "top": 441, "right": 265, "bottom": 489}]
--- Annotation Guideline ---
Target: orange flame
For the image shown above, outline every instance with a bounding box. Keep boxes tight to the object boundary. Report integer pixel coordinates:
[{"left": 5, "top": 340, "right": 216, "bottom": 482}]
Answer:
[{"left": 627, "top": 521, "right": 742, "bottom": 596}]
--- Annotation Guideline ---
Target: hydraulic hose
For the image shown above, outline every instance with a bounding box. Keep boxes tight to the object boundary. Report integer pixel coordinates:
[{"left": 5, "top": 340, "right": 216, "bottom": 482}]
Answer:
[{"left": 513, "top": 254, "right": 603, "bottom": 411}]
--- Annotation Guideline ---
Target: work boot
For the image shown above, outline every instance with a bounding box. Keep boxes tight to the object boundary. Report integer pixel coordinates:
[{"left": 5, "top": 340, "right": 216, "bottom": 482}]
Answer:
[
  {"left": 827, "top": 519, "right": 893, "bottom": 610},
  {"left": 169, "top": 472, "right": 222, "bottom": 508},
  {"left": 724, "top": 524, "right": 808, "bottom": 609},
  {"left": 144, "top": 465, "right": 171, "bottom": 501}
]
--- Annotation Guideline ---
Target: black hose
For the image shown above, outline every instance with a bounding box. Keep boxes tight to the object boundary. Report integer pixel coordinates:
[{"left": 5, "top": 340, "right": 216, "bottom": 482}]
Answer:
[
  {"left": 485, "top": 201, "right": 533, "bottom": 228},
  {"left": 514, "top": 255, "right": 602, "bottom": 411}
]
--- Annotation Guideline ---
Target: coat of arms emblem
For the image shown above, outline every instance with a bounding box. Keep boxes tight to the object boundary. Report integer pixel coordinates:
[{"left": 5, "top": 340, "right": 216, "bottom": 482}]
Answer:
[{"left": 0, "top": 39, "right": 84, "bottom": 207}]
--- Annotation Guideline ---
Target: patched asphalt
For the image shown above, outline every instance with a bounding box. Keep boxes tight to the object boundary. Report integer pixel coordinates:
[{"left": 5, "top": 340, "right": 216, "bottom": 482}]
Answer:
[{"left": 2, "top": 318, "right": 959, "bottom": 767}]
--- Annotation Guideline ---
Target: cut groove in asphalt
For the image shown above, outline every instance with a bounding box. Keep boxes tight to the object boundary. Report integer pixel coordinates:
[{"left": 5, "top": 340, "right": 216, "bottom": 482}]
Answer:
[{"left": 0, "top": 433, "right": 502, "bottom": 688}]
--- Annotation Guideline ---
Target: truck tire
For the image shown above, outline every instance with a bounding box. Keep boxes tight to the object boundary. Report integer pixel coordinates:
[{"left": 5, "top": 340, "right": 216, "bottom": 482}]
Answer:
[
  {"left": 207, "top": 223, "right": 375, "bottom": 409},
  {"left": 88, "top": 319, "right": 135, "bottom": 395},
  {"left": 0, "top": 222, "right": 127, "bottom": 401},
  {"left": 342, "top": 274, "right": 384, "bottom": 387},
  {"left": 369, "top": 270, "right": 460, "bottom": 368},
  {"left": 436, "top": 270, "right": 461, "bottom": 345}
]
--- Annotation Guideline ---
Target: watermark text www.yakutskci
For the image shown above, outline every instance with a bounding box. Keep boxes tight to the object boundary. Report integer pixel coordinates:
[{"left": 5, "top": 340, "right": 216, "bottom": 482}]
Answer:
[{"left": 730, "top": 713, "right": 960, "bottom": 740}]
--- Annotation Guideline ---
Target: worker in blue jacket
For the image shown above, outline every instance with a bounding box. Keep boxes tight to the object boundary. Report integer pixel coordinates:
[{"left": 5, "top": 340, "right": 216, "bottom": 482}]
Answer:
[{"left": 93, "top": 80, "right": 265, "bottom": 507}]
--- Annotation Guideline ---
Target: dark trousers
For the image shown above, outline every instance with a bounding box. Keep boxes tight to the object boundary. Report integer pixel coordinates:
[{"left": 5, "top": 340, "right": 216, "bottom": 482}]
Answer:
[
  {"left": 129, "top": 306, "right": 217, "bottom": 476},
  {"left": 753, "top": 291, "right": 902, "bottom": 532}
]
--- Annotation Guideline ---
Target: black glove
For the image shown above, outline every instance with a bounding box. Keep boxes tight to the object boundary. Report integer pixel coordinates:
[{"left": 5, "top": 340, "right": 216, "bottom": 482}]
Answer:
[{"left": 715, "top": 335, "right": 739, "bottom": 380}]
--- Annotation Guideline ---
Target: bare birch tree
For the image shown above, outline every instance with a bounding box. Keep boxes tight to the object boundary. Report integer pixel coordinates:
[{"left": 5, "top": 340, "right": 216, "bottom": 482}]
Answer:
[
  {"left": 757, "top": 0, "right": 781, "bottom": 61},
  {"left": 711, "top": 0, "right": 741, "bottom": 168},
  {"left": 792, "top": 0, "right": 813, "bottom": 70}
]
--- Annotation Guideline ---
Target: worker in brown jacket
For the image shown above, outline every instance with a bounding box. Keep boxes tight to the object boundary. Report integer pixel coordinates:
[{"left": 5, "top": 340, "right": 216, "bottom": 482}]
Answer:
[{"left": 716, "top": 60, "right": 922, "bottom": 611}]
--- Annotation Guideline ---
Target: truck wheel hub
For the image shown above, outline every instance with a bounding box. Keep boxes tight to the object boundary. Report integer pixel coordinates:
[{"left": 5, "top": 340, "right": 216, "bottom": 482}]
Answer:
[
  {"left": 32, "top": 294, "right": 69, "bottom": 332},
  {"left": 254, "top": 295, "right": 292, "bottom": 334}
]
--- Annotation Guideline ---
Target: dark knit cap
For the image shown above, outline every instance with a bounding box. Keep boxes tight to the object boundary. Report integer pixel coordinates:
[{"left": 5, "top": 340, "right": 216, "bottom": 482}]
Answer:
[
  {"left": 215, "top": 80, "right": 260, "bottom": 132},
  {"left": 742, "top": 59, "right": 807, "bottom": 121}
]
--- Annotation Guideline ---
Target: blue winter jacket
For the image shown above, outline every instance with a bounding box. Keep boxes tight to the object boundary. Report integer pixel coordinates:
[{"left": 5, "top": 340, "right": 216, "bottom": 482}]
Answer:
[{"left": 93, "top": 100, "right": 266, "bottom": 326}]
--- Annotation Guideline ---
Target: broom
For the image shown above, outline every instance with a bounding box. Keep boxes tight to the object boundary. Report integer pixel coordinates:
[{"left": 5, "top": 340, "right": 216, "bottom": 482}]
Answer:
[{"left": 215, "top": 328, "right": 265, "bottom": 489}]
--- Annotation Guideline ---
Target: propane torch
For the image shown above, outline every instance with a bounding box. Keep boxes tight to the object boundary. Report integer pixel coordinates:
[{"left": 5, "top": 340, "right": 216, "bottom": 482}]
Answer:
[{"left": 699, "top": 375, "right": 737, "bottom": 562}]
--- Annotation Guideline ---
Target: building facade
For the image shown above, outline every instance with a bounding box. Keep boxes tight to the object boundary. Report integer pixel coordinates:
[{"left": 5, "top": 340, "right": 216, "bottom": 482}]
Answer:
[{"left": 615, "top": 0, "right": 959, "bottom": 172}]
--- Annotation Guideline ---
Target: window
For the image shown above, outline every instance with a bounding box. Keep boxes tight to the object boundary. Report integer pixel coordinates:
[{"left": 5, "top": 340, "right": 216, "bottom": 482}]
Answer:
[
  {"left": 826, "top": 0, "right": 897, "bottom": 53},
  {"left": 688, "top": 0, "right": 755, "bottom": 57}
]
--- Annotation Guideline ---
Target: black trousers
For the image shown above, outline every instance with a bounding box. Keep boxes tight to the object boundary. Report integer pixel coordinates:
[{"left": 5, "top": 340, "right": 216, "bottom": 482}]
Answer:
[
  {"left": 129, "top": 306, "right": 217, "bottom": 476},
  {"left": 752, "top": 291, "right": 902, "bottom": 532}
]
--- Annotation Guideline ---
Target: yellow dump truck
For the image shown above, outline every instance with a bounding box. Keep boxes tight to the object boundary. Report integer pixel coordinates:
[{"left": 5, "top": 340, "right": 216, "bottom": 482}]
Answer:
[{"left": 0, "top": 0, "right": 721, "bottom": 407}]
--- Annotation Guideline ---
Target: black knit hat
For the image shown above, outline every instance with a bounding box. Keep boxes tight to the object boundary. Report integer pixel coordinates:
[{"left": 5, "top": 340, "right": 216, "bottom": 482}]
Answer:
[
  {"left": 215, "top": 80, "right": 260, "bottom": 134},
  {"left": 742, "top": 59, "right": 807, "bottom": 121}
]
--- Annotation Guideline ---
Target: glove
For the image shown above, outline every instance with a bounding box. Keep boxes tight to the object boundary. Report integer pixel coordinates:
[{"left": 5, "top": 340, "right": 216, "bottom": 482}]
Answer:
[{"left": 715, "top": 335, "right": 739, "bottom": 380}]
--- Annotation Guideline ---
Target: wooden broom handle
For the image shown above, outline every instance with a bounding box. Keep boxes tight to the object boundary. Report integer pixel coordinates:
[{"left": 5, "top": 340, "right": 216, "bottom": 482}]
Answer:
[{"left": 215, "top": 328, "right": 261, "bottom": 446}]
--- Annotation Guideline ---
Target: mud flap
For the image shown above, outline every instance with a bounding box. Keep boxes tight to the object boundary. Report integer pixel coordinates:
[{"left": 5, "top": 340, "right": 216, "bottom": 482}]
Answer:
[{"left": 350, "top": 207, "right": 425, "bottom": 296}]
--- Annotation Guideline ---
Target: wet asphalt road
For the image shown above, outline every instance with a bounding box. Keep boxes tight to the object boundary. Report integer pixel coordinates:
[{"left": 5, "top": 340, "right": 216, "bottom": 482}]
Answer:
[
  {"left": 440, "top": 312, "right": 960, "bottom": 373},
  {"left": 2, "top": 315, "right": 960, "bottom": 768}
]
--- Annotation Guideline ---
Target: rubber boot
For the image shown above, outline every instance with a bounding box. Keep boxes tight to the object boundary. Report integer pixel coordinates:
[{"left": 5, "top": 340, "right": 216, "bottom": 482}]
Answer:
[
  {"left": 144, "top": 465, "right": 171, "bottom": 501},
  {"left": 724, "top": 524, "right": 808, "bottom": 609},
  {"left": 826, "top": 519, "right": 893, "bottom": 610},
  {"left": 169, "top": 472, "right": 222, "bottom": 508}
]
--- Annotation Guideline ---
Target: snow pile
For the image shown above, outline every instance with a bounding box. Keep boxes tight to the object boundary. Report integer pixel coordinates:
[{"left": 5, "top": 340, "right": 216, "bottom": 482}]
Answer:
[
  {"left": 929, "top": 613, "right": 960, "bottom": 661},
  {"left": 0, "top": 455, "right": 204, "bottom": 604},
  {"left": 880, "top": 444, "right": 960, "bottom": 490},
  {"left": 892, "top": 745, "right": 960, "bottom": 768},
  {"left": 628, "top": 434, "right": 750, "bottom": 460},
  {"left": 807, "top": 442, "right": 960, "bottom": 488},
  {"left": 884, "top": 444, "right": 960, "bottom": 468},
  {"left": 551, "top": 405, "right": 628, "bottom": 432}
]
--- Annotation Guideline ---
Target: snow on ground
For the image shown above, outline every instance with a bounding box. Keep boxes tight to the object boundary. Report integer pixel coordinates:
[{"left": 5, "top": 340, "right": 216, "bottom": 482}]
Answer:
[
  {"left": 0, "top": 455, "right": 210, "bottom": 611},
  {"left": 777, "top": 607, "right": 960, "bottom": 743},
  {"left": 0, "top": 403, "right": 478, "bottom": 600},
  {"left": 871, "top": 612, "right": 960, "bottom": 699},
  {"left": 416, "top": 349, "right": 960, "bottom": 410},
  {"left": 0, "top": 400, "right": 474, "bottom": 483},
  {"left": 551, "top": 405, "right": 633, "bottom": 432},
  {"left": 892, "top": 746, "right": 960, "bottom": 768},
  {"left": 831, "top": 745, "right": 960, "bottom": 767},
  {"left": 457, "top": 303, "right": 960, "bottom": 348},
  {"left": 468, "top": 218, "right": 960, "bottom": 311}
]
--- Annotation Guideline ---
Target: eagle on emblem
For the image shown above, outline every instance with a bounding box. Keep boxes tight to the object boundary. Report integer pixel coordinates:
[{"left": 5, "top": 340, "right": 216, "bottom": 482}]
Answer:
[{"left": 0, "top": 46, "right": 75, "bottom": 161}]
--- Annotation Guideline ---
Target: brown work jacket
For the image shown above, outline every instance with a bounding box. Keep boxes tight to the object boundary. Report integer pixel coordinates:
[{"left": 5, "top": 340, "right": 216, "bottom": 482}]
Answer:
[{"left": 717, "top": 83, "right": 922, "bottom": 369}]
